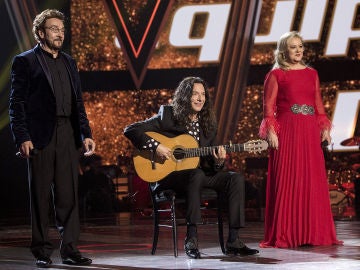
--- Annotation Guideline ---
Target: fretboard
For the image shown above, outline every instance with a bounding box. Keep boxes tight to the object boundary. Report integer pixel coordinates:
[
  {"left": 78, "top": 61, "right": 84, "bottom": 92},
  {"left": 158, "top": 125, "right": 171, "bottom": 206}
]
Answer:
[{"left": 183, "top": 144, "right": 244, "bottom": 158}]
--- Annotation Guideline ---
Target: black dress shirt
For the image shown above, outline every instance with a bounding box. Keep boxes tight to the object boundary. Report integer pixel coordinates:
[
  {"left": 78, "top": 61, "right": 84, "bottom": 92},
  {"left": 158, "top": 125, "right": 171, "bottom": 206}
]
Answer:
[{"left": 42, "top": 49, "right": 72, "bottom": 116}]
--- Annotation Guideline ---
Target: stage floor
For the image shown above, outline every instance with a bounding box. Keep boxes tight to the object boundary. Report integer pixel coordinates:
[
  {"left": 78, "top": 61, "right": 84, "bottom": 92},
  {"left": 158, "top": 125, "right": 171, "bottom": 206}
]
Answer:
[{"left": 1, "top": 213, "right": 360, "bottom": 269}]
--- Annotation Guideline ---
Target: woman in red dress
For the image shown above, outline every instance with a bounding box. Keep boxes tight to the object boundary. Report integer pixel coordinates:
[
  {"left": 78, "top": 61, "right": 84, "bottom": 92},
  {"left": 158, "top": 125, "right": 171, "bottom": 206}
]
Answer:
[{"left": 259, "top": 31, "right": 342, "bottom": 248}]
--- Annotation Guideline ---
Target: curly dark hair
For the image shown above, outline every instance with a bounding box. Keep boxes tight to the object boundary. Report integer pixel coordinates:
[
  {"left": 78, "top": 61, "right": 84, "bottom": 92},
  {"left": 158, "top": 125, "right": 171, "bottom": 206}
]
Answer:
[
  {"left": 32, "top": 9, "right": 65, "bottom": 43},
  {"left": 172, "top": 77, "right": 217, "bottom": 137}
]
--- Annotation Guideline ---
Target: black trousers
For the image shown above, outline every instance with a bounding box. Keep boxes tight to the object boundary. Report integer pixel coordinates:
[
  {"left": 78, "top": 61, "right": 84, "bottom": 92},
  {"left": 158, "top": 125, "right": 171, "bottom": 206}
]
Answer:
[
  {"left": 28, "top": 117, "right": 80, "bottom": 258},
  {"left": 154, "top": 168, "right": 245, "bottom": 228}
]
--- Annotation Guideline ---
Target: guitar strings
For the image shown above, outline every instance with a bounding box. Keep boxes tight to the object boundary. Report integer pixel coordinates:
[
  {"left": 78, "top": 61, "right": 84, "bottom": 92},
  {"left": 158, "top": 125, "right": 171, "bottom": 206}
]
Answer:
[{"left": 171, "top": 141, "right": 264, "bottom": 158}]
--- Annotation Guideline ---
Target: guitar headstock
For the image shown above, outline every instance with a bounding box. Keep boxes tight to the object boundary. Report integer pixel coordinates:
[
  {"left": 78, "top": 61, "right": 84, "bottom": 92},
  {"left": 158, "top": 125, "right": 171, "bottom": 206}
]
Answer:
[{"left": 244, "top": 139, "right": 268, "bottom": 153}]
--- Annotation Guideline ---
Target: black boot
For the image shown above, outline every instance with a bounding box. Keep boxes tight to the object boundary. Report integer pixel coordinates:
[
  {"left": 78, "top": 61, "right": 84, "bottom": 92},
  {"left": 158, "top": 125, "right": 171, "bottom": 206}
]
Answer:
[
  {"left": 225, "top": 237, "right": 259, "bottom": 256},
  {"left": 184, "top": 237, "right": 201, "bottom": 259},
  {"left": 35, "top": 256, "right": 52, "bottom": 268}
]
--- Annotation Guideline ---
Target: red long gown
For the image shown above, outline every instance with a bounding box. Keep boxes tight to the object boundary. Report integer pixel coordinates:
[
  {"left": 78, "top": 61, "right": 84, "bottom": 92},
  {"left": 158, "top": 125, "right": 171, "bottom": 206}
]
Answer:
[{"left": 259, "top": 67, "right": 342, "bottom": 248}]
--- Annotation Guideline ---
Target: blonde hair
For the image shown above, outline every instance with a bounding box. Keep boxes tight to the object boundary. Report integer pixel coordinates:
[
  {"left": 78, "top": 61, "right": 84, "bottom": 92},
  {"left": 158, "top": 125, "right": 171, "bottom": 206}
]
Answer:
[{"left": 273, "top": 31, "right": 306, "bottom": 70}]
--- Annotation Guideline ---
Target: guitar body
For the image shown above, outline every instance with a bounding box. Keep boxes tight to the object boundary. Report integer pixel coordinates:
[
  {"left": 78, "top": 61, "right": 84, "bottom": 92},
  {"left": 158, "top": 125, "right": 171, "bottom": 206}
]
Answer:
[{"left": 133, "top": 132, "right": 200, "bottom": 182}]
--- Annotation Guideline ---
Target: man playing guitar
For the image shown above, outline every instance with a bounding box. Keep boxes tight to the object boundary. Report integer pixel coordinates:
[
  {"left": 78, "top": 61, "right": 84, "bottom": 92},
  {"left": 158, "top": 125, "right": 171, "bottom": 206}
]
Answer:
[{"left": 124, "top": 77, "right": 260, "bottom": 258}]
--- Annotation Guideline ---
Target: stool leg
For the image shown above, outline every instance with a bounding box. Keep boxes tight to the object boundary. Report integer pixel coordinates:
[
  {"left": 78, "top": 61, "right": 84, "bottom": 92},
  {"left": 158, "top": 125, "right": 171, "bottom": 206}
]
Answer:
[
  {"left": 151, "top": 208, "right": 160, "bottom": 255},
  {"left": 217, "top": 197, "right": 225, "bottom": 254},
  {"left": 171, "top": 195, "right": 178, "bottom": 257}
]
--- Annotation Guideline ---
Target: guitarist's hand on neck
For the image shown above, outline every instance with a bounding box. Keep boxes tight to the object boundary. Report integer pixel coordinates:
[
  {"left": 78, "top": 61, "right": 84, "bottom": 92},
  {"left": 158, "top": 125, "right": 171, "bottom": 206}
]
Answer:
[
  {"left": 156, "top": 144, "right": 172, "bottom": 160},
  {"left": 213, "top": 146, "right": 226, "bottom": 166}
]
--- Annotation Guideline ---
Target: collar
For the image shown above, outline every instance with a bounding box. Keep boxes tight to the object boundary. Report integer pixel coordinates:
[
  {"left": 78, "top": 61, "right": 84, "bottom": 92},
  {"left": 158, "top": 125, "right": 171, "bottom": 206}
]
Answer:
[{"left": 40, "top": 46, "right": 61, "bottom": 59}]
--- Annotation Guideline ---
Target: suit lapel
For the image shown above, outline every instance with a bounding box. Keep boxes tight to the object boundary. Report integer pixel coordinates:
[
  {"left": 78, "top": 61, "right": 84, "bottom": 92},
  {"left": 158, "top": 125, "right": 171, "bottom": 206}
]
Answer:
[{"left": 34, "top": 45, "right": 54, "bottom": 93}]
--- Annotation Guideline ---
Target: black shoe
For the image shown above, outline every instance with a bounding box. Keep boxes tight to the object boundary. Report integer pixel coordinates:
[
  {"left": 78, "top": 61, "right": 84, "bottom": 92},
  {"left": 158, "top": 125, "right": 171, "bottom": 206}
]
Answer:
[
  {"left": 62, "top": 254, "right": 92, "bottom": 265},
  {"left": 184, "top": 237, "right": 201, "bottom": 259},
  {"left": 226, "top": 238, "right": 259, "bottom": 256},
  {"left": 35, "top": 256, "right": 52, "bottom": 268}
]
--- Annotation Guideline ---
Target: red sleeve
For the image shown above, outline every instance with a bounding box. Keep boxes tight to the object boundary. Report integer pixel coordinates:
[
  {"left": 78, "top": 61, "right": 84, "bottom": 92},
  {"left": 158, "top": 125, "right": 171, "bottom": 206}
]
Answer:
[
  {"left": 259, "top": 71, "right": 280, "bottom": 138},
  {"left": 313, "top": 71, "right": 332, "bottom": 131}
]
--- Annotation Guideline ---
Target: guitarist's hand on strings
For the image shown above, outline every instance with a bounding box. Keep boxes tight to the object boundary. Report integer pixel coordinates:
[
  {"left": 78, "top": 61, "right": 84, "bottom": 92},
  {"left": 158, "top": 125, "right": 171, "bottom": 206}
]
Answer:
[
  {"left": 213, "top": 146, "right": 226, "bottom": 166},
  {"left": 156, "top": 144, "right": 172, "bottom": 160}
]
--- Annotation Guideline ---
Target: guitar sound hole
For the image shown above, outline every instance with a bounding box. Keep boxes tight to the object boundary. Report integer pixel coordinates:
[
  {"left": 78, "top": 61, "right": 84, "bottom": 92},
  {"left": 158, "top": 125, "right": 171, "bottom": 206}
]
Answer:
[{"left": 173, "top": 148, "right": 186, "bottom": 160}]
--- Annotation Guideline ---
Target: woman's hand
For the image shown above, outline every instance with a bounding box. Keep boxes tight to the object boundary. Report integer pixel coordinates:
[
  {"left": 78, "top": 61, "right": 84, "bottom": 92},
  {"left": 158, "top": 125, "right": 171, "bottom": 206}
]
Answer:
[
  {"left": 267, "top": 130, "right": 279, "bottom": 150},
  {"left": 321, "top": 129, "right": 331, "bottom": 144}
]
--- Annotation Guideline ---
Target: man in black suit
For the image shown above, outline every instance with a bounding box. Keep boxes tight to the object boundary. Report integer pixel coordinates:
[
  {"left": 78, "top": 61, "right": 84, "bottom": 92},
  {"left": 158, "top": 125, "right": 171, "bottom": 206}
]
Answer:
[
  {"left": 9, "top": 9, "right": 95, "bottom": 268},
  {"left": 124, "top": 77, "right": 259, "bottom": 258}
]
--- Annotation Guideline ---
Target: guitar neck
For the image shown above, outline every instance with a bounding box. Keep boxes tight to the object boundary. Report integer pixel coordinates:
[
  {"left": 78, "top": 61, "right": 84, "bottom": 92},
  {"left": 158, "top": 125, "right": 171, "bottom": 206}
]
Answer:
[{"left": 184, "top": 144, "right": 244, "bottom": 158}]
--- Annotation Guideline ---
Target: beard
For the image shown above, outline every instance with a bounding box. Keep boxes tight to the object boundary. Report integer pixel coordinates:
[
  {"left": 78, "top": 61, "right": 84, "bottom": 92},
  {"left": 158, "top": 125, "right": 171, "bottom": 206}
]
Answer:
[{"left": 43, "top": 36, "right": 63, "bottom": 51}]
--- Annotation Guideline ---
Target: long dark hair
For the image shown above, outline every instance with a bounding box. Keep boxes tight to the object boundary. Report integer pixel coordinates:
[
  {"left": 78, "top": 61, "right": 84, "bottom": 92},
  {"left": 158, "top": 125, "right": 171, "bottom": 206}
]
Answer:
[{"left": 172, "top": 77, "right": 217, "bottom": 137}]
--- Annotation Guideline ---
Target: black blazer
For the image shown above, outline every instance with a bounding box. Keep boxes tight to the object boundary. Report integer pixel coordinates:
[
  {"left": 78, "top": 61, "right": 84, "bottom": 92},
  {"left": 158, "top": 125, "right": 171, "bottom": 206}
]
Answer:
[
  {"left": 9, "top": 44, "right": 92, "bottom": 149},
  {"left": 124, "top": 105, "right": 219, "bottom": 173}
]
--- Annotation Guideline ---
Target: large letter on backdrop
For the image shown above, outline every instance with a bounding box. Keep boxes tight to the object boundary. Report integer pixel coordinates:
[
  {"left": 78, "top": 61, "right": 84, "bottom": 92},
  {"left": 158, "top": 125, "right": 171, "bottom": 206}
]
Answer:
[
  {"left": 169, "top": 4, "right": 231, "bottom": 62},
  {"left": 255, "top": 0, "right": 296, "bottom": 43},
  {"left": 331, "top": 91, "right": 360, "bottom": 151},
  {"left": 325, "top": 0, "right": 360, "bottom": 56}
]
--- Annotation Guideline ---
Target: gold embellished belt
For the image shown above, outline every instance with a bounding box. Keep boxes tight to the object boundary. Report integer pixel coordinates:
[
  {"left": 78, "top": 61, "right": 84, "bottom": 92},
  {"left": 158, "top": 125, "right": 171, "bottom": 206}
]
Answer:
[{"left": 290, "top": 104, "right": 314, "bottom": 115}]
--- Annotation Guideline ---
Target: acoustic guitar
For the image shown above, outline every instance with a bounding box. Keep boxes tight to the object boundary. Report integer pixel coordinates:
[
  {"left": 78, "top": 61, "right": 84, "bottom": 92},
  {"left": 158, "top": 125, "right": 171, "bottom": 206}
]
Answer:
[{"left": 133, "top": 132, "right": 268, "bottom": 182}]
